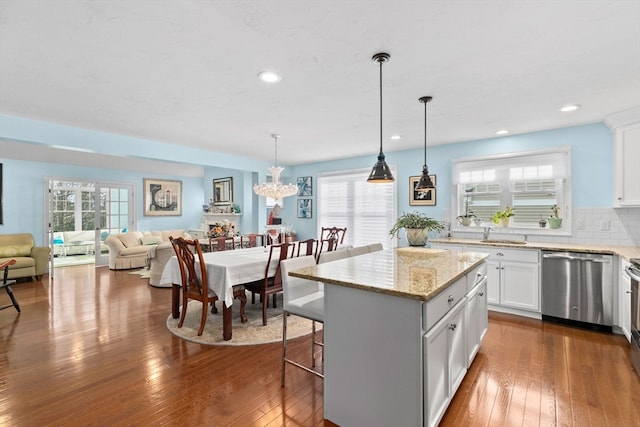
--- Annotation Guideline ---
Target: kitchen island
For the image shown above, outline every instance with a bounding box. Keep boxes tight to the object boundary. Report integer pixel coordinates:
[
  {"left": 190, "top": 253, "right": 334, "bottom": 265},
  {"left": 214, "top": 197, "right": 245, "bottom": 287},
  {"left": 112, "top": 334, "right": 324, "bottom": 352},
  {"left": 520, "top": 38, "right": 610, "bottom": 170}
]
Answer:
[{"left": 289, "top": 247, "right": 489, "bottom": 427}]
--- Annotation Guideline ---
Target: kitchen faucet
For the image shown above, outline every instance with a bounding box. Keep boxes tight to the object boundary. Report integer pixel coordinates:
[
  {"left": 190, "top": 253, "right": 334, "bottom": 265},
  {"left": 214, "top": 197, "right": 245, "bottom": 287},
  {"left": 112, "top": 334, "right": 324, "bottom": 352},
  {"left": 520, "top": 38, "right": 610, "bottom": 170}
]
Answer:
[{"left": 483, "top": 226, "right": 494, "bottom": 240}]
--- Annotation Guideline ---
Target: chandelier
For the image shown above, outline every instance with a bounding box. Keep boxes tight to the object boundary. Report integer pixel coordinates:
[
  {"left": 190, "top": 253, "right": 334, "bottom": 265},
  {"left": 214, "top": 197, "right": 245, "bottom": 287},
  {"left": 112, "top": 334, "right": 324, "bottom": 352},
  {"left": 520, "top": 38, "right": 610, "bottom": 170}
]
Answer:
[{"left": 253, "top": 134, "right": 297, "bottom": 199}]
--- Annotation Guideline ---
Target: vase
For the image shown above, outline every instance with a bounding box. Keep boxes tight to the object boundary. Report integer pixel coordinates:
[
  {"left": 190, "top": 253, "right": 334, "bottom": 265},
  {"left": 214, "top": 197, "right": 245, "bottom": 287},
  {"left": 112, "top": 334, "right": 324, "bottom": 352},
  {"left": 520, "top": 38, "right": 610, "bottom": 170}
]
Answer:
[
  {"left": 501, "top": 217, "right": 510, "bottom": 227},
  {"left": 405, "top": 228, "right": 429, "bottom": 247},
  {"left": 549, "top": 218, "right": 562, "bottom": 229}
]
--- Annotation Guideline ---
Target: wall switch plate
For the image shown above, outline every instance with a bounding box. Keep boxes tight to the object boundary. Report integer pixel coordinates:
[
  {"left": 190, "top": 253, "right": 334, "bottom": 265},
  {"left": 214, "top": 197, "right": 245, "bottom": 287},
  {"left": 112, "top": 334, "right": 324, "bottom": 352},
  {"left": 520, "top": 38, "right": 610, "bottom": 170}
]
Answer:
[
  {"left": 576, "top": 219, "right": 585, "bottom": 230},
  {"left": 600, "top": 220, "right": 610, "bottom": 231}
]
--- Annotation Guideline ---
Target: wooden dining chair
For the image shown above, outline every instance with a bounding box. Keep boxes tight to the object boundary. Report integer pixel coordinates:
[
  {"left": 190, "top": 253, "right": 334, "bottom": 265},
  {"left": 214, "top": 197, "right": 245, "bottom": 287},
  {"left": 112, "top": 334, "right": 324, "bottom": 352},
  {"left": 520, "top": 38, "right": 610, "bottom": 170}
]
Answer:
[
  {"left": 209, "top": 236, "right": 234, "bottom": 252},
  {"left": 240, "top": 233, "right": 262, "bottom": 248},
  {"left": 244, "top": 242, "right": 296, "bottom": 326},
  {"left": 320, "top": 227, "right": 347, "bottom": 247},
  {"left": 170, "top": 237, "right": 246, "bottom": 336},
  {"left": 296, "top": 238, "right": 318, "bottom": 258},
  {"left": 0, "top": 259, "right": 19, "bottom": 312}
]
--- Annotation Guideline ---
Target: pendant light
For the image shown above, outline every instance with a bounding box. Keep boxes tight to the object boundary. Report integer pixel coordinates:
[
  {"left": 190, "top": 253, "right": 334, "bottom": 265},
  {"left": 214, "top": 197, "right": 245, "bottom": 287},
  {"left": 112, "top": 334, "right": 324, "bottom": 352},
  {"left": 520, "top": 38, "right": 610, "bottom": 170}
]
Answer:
[
  {"left": 367, "top": 52, "right": 394, "bottom": 183},
  {"left": 415, "top": 96, "right": 435, "bottom": 191},
  {"left": 253, "top": 134, "right": 298, "bottom": 199}
]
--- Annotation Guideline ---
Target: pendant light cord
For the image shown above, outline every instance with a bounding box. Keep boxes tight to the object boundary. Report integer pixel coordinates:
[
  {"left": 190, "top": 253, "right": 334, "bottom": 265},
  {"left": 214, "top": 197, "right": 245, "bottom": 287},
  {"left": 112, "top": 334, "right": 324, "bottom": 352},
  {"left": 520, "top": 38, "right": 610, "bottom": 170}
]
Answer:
[
  {"left": 379, "top": 59, "right": 383, "bottom": 155},
  {"left": 423, "top": 100, "right": 427, "bottom": 166}
]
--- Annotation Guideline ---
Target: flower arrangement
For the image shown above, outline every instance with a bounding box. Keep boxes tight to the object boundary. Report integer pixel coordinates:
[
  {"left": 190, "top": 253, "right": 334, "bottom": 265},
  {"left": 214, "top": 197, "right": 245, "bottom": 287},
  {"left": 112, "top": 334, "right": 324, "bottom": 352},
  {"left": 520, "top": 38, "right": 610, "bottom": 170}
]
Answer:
[
  {"left": 208, "top": 220, "right": 233, "bottom": 238},
  {"left": 550, "top": 204, "right": 561, "bottom": 218},
  {"left": 492, "top": 206, "right": 515, "bottom": 225}
]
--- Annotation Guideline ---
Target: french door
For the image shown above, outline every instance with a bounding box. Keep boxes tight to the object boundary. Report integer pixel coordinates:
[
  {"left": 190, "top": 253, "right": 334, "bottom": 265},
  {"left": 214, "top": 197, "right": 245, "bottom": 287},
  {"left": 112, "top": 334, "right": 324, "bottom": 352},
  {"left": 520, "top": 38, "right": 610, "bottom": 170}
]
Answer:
[{"left": 46, "top": 179, "right": 134, "bottom": 272}]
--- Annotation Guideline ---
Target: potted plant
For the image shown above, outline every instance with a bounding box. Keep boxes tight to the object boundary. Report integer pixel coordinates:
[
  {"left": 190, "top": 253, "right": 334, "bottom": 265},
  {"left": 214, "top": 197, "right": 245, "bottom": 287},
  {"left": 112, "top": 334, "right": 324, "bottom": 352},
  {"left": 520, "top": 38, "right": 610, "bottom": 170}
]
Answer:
[
  {"left": 549, "top": 204, "right": 562, "bottom": 229},
  {"left": 389, "top": 211, "right": 444, "bottom": 246},
  {"left": 492, "top": 206, "right": 515, "bottom": 227},
  {"left": 456, "top": 196, "right": 476, "bottom": 226}
]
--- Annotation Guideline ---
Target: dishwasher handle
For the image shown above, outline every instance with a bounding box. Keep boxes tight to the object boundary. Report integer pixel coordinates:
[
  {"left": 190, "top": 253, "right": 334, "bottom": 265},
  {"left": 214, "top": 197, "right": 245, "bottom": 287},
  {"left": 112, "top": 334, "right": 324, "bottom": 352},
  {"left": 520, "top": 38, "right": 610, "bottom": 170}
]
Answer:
[{"left": 542, "top": 253, "right": 610, "bottom": 263}]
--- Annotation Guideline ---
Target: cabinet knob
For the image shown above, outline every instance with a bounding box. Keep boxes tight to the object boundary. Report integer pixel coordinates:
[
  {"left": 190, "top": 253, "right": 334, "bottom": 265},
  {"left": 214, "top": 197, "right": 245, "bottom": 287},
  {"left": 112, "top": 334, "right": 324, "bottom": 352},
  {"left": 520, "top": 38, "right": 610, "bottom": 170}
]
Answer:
[
  {"left": 572, "top": 306, "right": 578, "bottom": 311},
  {"left": 447, "top": 295, "right": 454, "bottom": 303},
  {"left": 496, "top": 252, "right": 504, "bottom": 256},
  {"left": 479, "top": 292, "right": 484, "bottom": 297},
  {"left": 449, "top": 323, "right": 457, "bottom": 331}
]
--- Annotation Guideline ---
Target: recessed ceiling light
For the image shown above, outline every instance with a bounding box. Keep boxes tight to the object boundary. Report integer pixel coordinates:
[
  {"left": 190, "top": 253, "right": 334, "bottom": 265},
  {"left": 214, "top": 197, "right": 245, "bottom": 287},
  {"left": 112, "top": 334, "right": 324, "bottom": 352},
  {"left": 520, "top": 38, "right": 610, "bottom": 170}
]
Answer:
[
  {"left": 258, "top": 71, "right": 281, "bottom": 83},
  {"left": 390, "top": 135, "right": 401, "bottom": 140},
  {"left": 496, "top": 129, "right": 509, "bottom": 135},
  {"left": 560, "top": 104, "right": 580, "bottom": 112}
]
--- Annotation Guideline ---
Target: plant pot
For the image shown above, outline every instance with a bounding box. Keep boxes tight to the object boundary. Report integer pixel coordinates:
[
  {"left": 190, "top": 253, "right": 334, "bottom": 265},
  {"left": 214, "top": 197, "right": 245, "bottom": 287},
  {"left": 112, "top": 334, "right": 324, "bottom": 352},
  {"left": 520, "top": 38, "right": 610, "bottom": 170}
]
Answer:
[
  {"left": 538, "top": 219, "right": 547, "bottom": 228},
  {"left": 549, "top": 217, "right": 563, "bottom": 229},
  {"left": 458, "top": 217, "right": 473, "bottom": 227},
  {"left": 501, "top": 217, "right": 510, "bottom": 227},
  {"left": 405, "top": 228, "right": 429, "bottom": 247}
]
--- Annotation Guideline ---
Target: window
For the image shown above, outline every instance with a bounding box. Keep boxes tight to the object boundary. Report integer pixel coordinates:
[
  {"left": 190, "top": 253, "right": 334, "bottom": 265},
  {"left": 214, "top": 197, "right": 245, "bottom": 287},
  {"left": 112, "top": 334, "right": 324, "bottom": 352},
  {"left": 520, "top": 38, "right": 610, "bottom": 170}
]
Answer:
[
  {"left": 317, "top": 168, "right": 396, "bottom": 248},
  {"left": 453, "top": 149, "right": 570, "bottom": 230}
]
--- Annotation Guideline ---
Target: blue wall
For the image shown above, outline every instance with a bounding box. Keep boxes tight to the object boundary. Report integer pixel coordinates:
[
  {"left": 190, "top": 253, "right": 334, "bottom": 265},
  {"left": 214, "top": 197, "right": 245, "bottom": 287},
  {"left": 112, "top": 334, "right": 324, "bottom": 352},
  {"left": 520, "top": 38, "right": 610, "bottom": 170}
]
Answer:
[
  {"left": 287, "top": 123, "right": 613, "bottom": 240},
  {"left": 0, "top": 113, "right": 614, "bottom": 245}
]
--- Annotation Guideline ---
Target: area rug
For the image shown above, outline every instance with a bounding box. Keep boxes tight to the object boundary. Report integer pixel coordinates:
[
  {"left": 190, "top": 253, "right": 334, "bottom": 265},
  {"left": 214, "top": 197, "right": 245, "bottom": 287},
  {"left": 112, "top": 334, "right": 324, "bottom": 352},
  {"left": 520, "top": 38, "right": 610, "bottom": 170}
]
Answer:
[
  {"left": 166, "top": 294, "right": 320, "bottom": 346},
  {"left": 128, "top": 268, "right": 151, "bottom": 279}
]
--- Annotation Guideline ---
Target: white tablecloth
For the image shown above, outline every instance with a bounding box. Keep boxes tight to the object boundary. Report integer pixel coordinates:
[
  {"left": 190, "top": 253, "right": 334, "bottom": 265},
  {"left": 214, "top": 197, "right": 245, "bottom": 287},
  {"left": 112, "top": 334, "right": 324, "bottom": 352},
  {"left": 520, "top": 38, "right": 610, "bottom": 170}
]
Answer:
[{"left": 160, "top": 246, "right": 280, "bottom": 306}]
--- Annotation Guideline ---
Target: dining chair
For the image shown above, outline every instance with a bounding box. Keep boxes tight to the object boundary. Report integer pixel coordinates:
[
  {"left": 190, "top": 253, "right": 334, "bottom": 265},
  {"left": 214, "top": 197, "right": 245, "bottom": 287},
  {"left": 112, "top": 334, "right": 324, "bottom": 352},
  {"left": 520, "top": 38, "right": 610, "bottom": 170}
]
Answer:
[
  {"left": 296, "top": 238, "right": 318, "bottom": 258},
  {"left": 244, "top": 242, "right": 296, "bottom": 326},
  {"left": 320, "top": 227, "right": 347, "bottom": 247},
  {"left": 209, "top": 236, "right": 234, "bottom": 251},
  {"left": 170, "top": 237, "right": 247, "bottom": 336},
  {"left": 0, "top": 259, "right": 19, "bottom": 312},
  {"left": 317, "top": 248, "right": 351, "bottom": 264},
  {"left": 347, "top": 245, "right": 370, "bottom": 257},
  {"left": 367, "top": 242, "right": 384, "bottom": 253},
  {"left": 280, "top": 255, "right": 324, "bottom": 386}
]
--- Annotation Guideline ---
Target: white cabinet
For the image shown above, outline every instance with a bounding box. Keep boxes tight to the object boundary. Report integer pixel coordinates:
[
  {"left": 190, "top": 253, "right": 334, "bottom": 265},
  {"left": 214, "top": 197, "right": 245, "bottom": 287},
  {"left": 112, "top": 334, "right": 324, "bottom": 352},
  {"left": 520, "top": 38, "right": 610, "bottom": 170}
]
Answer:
[
  {"left": 466, "top": 280, "right": 488, "bottom": 366},
  {"left": 424, "top": 299, "right": 467, "bottom": 427},
  {"left": 467, "top": 246, "right": 540, "bottom": 315},
  {"left": 619, "top": 257, "right": 632, "bottom": 341},
  {"left": 614, "top": 122, "right": 640, "bottom": 207}
]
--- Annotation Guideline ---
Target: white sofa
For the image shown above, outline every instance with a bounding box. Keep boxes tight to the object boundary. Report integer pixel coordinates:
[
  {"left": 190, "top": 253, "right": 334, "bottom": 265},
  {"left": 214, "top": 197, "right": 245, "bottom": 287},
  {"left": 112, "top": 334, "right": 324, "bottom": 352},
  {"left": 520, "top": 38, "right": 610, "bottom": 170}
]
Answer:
[
  {"left": 104, "top": 230, "right": 191, "bottom": 271},
  {"left": 53, "top": 230, "right": 108, "bottom": 257}
]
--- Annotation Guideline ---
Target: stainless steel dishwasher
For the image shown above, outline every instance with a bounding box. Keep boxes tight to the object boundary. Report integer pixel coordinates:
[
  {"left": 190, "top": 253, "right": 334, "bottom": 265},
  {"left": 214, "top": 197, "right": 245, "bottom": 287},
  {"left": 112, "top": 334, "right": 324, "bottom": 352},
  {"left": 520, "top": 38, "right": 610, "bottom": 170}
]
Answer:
[{"left": 542, "top": 251, "right": 613, "bottom": 331}]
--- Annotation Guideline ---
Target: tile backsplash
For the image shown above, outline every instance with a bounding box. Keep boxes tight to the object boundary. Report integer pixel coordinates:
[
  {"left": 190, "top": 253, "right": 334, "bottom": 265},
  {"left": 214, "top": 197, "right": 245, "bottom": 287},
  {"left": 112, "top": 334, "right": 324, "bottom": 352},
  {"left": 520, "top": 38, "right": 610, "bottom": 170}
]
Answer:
[{"left": 448, "top": 207, "right": 640, "bottom": 247}]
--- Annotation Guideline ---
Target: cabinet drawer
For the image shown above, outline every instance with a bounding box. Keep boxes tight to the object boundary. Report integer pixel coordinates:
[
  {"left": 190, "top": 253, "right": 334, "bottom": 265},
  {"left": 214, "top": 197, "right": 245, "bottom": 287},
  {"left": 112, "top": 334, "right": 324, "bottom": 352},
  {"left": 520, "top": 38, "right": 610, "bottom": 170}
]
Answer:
[
  {"left": 466, "top": 262, "right": 487, "bottom": 292},
  {"left": 465, "top": 245, "right": 539, "bottom": 263},
  {"left": 424, "top": 277, "right": 466, "bottom": 331}
]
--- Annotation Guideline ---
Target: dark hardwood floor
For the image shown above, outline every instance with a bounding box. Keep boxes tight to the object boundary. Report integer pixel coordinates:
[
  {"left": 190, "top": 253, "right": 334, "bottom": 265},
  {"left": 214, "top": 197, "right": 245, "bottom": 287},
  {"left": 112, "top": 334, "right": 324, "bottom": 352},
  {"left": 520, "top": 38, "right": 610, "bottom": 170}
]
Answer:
[{"left": 1, "top": 265, "right": 638, "bottom": 426}]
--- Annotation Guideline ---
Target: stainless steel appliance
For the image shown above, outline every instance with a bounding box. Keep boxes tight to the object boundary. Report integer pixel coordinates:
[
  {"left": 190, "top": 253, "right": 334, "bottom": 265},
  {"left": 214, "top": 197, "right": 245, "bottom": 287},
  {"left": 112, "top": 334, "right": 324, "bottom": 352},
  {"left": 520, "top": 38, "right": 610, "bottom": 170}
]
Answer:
[
  {"left": 542, "top": 251, "right": 613, "bottom": 331},
  {"left": 626, "top": 258, "right": 640, "bottom": 376}
]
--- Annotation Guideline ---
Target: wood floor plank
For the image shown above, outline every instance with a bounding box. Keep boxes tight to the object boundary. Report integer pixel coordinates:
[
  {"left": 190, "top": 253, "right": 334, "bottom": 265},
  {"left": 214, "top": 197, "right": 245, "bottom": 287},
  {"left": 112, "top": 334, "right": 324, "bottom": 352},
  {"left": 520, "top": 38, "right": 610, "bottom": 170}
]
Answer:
[{"left": 2, "top": 266, "right": 640, "bottom": 426}]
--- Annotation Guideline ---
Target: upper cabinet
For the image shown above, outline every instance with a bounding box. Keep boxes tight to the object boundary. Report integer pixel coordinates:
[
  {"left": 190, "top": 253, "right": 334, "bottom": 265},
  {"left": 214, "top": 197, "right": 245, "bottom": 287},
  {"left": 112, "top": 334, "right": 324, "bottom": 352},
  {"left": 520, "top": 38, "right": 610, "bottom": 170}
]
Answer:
[
  {"left": 613, "top": 122, "right": 640, "bottom": 207},
  {"left": 606, "top": 107, "right": 640, "bottom": 208}
]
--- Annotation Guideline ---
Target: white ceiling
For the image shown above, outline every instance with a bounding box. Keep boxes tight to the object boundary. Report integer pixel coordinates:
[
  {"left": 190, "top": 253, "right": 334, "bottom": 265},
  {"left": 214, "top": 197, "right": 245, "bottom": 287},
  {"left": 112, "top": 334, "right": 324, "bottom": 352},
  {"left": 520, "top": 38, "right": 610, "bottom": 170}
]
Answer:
[{"left": 1, "top": 1, "right": 639, "bottom": 166}]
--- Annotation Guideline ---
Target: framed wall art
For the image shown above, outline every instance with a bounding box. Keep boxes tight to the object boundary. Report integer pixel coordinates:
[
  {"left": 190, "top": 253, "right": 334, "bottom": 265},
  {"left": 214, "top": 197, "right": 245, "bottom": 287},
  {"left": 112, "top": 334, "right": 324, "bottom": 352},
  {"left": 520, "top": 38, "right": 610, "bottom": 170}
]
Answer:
[
  {"left": 143, "top": 178, "right": 182, "bottom": 216},
  {"left": 297, "top": 198, "right": 312, "bottom": 218},
  {"left": 409, "top": 175, "right": 436, "bottom": 206},
  {"left": 297, "top": 176, "right": 312, "bottom": 196}
]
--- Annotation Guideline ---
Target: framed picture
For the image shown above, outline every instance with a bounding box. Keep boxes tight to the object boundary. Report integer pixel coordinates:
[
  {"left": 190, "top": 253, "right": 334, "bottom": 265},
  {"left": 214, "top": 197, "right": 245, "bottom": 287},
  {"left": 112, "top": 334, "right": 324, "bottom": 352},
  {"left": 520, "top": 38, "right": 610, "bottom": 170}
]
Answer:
[
  {"left": 297, "top": 176, "right": 312, "bottom": 196},
  {"left": 213, "top": 177, "right": 233, "bottom": 205},
  {"left": 143, "top": 178, "right": 182, "bottom": 216},
  {"left": 297, "top": 198, "right": 312, "bottom": 218},
  {"left": 409, "top": 175, "right": 436, "bottom": 206}
]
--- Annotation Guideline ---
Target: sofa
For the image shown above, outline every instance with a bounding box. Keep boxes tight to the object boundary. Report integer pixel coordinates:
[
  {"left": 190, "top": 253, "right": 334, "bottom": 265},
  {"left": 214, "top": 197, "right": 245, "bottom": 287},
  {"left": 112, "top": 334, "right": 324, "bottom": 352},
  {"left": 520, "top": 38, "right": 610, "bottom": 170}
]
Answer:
[
  {"left": 104, "top": 230, "right": 191, "bottom": 272},
  {"left": 0, "top": 233, "right": 50, "bottom": 281},
  {"left": 52, "top": 230, "right": 108, "bottom": 257}
]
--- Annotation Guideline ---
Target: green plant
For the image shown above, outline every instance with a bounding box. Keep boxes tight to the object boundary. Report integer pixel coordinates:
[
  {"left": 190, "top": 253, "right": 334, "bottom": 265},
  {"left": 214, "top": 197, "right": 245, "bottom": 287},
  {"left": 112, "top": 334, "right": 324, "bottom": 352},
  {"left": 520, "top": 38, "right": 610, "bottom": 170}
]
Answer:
[
  {"left": 550, "top": 204, "right": 560, "bottom": 218},
  {"left": 457, "top": 196, "right": 476, "bottom": 220},
  {"left": 491, "top": 206, "right": 515, "bottom": 224},
  {"left": 389, "top": 211, "right": 444, "bottom": 238}
]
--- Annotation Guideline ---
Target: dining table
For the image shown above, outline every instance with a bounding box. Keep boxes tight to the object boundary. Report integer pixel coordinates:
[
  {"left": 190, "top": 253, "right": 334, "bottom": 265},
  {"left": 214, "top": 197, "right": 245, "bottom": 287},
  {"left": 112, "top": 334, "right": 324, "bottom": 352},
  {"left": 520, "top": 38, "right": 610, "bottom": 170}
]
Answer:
[{"left": 160, "top": 245, "right": 280, "bottom": 340}]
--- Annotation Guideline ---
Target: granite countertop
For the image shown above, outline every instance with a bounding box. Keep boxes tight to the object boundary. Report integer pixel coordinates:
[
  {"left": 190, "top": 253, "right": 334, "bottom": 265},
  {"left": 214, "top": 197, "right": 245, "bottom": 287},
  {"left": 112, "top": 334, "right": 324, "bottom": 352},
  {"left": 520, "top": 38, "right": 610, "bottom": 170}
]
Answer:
[
  {"left": 289, "top": 248, "right": 488, "bottom": 302},
  {"left": 430, "top": 238, "right": 640, "bottom": 261}
]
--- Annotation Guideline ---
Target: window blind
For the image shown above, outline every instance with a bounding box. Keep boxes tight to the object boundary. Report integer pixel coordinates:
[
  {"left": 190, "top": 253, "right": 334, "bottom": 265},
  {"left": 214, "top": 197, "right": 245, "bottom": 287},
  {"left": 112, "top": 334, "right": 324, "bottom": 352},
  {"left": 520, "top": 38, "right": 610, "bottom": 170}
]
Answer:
[{"left": 317, "top": 168, "right": 396, "bottom": 249}]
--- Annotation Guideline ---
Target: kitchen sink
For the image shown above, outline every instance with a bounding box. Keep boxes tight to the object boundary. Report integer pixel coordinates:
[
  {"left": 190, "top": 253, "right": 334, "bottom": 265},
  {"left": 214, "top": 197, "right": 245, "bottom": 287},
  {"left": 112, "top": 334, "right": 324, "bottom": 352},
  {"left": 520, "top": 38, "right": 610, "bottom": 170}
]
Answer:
[{"left": 480, "top": 239, "right": 527, "bottom": 245}]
